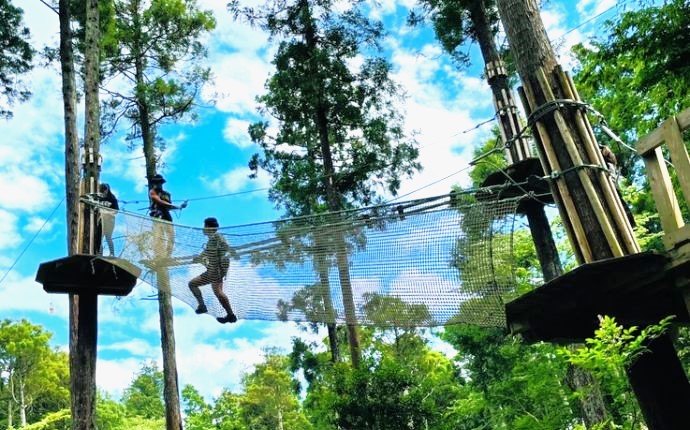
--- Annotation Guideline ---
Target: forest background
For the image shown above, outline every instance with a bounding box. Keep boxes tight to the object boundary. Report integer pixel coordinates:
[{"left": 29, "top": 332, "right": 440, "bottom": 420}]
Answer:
[{"left": 1, "top": 0, "right": 689, "bottom": 428}]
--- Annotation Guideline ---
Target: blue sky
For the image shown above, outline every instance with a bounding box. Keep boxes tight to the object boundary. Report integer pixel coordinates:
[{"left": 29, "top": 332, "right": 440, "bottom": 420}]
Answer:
[{"left": 0, "top": 0, "right": 624, "bottom": 400}]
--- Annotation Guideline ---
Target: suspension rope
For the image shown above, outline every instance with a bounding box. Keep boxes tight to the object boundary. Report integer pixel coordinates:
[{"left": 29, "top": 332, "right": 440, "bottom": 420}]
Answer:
[{"left": 0, "top": 197, "right": 65, "bottom": 286}]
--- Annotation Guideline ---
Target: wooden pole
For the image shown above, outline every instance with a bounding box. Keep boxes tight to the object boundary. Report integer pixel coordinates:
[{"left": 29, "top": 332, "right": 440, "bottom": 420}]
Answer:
[
  {"left": 495, "top": 0, "right": 690, "bottom": 427},
  {"left": 156, "top": 268, "right": 183, "bottom": 430},
  {"left": 626, "top": 334, "right": 690, "bottom": 430},
  {"left": 70, "top": 0, "right": 100, "bottom": 428}
]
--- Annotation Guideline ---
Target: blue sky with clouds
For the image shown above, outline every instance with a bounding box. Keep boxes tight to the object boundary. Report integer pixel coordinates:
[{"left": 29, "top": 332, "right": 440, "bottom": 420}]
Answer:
[{"left": 0, "top": 0, "right": 623, "bottom": 400}]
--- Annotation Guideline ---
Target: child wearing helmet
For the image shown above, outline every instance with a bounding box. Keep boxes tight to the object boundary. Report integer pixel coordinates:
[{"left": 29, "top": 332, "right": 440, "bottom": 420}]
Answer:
[{"left": 188, "top": 217, "right": 237, "bottom": 324}]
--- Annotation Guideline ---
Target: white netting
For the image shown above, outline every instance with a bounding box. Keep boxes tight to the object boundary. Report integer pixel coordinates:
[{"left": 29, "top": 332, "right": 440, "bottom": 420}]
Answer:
[{"left": 87, "top": 194, "right": 519, "bottom": 327}]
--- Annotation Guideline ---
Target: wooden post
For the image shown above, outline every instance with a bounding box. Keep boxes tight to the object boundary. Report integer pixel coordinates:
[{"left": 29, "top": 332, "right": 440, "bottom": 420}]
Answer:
[
  {"left": 70, "top": 0, "right": 101, "bottom": 427},
  {"left": 626, "top": 334, "right": 690, "bottom": 430},
  {"left": 495, "top": 0, "right": 690, "bottom": 427},
  {"left": 523, "top": 201, "right": 562, "bottom": 281},
  {"left": 156, "top": 269, "right": 183, "bottom": 430}
]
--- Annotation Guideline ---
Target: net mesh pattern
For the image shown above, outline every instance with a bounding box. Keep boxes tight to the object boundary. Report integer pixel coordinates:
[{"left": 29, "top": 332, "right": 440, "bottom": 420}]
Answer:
[{"left": 88, "top": 194, "right": 519, "bottom": 327}]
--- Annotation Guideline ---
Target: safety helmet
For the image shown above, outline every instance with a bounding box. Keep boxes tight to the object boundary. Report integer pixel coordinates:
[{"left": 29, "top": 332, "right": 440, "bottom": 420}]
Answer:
[
  {"left": 204, "top": 217, "right": 219, "bottom": 228},
  {"left": 149, "top": 174, "right": 166, "bottom": 184}
]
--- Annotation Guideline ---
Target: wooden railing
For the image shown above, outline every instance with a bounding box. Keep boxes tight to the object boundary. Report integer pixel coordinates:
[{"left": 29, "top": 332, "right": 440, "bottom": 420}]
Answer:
[{"left": 637, "top": 107, "right": 690, "bottom": 251}]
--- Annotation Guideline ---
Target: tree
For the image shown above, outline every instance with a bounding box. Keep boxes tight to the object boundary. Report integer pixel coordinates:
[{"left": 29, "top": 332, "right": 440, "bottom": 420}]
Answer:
[
  {"left": 103, "top": 0, "right": 215, "bottom": 180},
  {"left": 0, "top": 320, "right": 59, "bottom": 428},
  {"left": 573, "top": 0, "right": 690, "bottom": 180},
  {"left": 239, "top": 351, "right": 311, "bottom": 430},
  {"left": 495, "top": 0, "right": 690, "bottom": 426},
  {"left": 101, "top": 2, "right": 215, "bottom": 428},
  {"left": 410, "top": 0, "right": 531, "bottom": 165},
  {"left": 211, "top": 390, "right": 245, "bottom": 430},
  {"left": 232, "top": 0, "right": 420, "bottom": 367},
  {"left": 573, "top": 0, "right": 690, "bottom": 250},
  {"left": 121, "top": 362, "right": 165, "bottom": 420},
  {"left": 0, "top": 0, "right": 34, "bottom": 119}
]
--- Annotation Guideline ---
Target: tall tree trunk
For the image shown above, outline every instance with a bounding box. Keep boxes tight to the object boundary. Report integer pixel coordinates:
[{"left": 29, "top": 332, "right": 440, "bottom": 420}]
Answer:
[
  {"left": 69, "top": 0, "right": 101, "bottom": 429},
  {"left": 157, "top": 270, "right": 183, "bottom": 430},
  {"left": 130, "top": 4, "right": 182, "bottom": 428},
  {"left": 58, "top": 6, "right": 81, "bottom": 428},
  {"left": 19, "top": 382, "right": 26, "bottom": 428},
  {"left": 495, "top": 1, "right": 690, "bottom": 428},
  {"left": 59, "top": 0, "right": 79, "bottom": 258},
  {"left": 468, "top": 0, "right": 530, "bottom": 164},
  {"left": 302, "top": 0, "right": 361, "bottom": 368},
  {"left": 316, "top": 251, "right": 340, "bottom": 363},
  {"left": 7, "top": 376, "right": 13, "bottom": 430},
  {"left": 277, "top": 407, "right": 284, "bottom": 430},
  {"left": 496, "top": 0, "right": 638, "bottom": 263}
]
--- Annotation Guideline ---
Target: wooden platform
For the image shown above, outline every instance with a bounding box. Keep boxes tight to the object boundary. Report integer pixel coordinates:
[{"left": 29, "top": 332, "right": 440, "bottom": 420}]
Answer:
[
  {"left": 36, "top": 254, "right": 140, "bottom": 296},
  {"left": 506, "top": 252, "right": 690, "bottom": 342},
  {"left": 477, "top": 158, "right": 554, "bottom": 210}
]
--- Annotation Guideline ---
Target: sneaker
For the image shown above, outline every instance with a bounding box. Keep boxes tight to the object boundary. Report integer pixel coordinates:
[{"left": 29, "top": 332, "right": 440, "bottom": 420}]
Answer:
[
  {"left": 217, "top": 313, "right": 238, "bottom": 324},
  {"left": 195, "top": 304, "right": 207, "bottom": 314}
]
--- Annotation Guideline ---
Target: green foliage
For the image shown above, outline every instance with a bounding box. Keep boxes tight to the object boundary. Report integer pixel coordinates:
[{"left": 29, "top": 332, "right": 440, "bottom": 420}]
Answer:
[
  {"left": 0, "top": 0, "right": 34, "bottom": 118},
  {"left": 96, "top": 393, "right": 126, "bottom": 430},
  {"left": 101, "top": 0, "right": 215, "bottom": 146},
  {"left": 121, "top": 361, "right": 165, "bottom": 419},
  {"left": 239, "top": 351, "right": 312, "bottom": 430},
  {"left": 442, "top": 325, "right": 576, "bottom": 429},
  {"left": 239, "top": 0, "right": 420, "bottom": 216},
  {"left": 560, "top": 316, "right": 674, "bottom": 428},
  {"left": 293, "top": 327, "right": 464, "bottom": 430},
  {"left": 573, "top": 0, "right": 690, "bottom": 178},
  {"left": 560, "top": 316, "right": 674, "bottom": 377},
  {"left": 182, "top": 384, "right": 215, "bottom": 430},
  {"left": 0, "top": 319, "right": 69, "bottom": 428},
  {"left": 408, "top": 0, "right": 499, "bottom": 67},
  {"left": 21, "top": 409, "right": 70, "bottom": 430},
  {"left": 467, "top": 127, "right": 508, "bottom": 187}
]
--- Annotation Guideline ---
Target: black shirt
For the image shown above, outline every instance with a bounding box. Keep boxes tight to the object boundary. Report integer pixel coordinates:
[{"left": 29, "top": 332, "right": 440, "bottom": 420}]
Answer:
[{"left": 150, "top": 189, "right": 173, "bottom": 222}]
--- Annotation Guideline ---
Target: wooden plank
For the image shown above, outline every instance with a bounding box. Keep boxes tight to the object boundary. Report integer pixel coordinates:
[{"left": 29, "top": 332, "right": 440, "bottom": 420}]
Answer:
[
  {"left": 663, "top": 223, "right": 690, "bottom": 250},
  {"left": 506, "top": 253, "right": 674, "bottom": 342},
  {"left": 643, "top": 148, "right": 684, "bottom": 235},
  {"left": 552, "top": 108, "right": 624, "bottom": 257},
  {"left": 637, "top": 121, "right": 667, "bottom": 156},
  {"left": 664, "top": 117, "right": 690, "bottom": 206},
  {"left": 677, "top": 107, "right": 690, "bottom": 130}
]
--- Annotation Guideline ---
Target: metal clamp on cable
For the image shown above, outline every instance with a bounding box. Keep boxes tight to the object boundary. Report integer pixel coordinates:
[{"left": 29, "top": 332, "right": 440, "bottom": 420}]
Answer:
[
  {"left": 548, "top": 163, "right": 610, "bottom": 180},
  {"left": 526, "top": 99, "right": 590, "bottom": 127}
]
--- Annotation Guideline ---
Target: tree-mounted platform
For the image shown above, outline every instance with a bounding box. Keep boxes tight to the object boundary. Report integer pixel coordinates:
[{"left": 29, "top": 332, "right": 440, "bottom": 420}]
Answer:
[
  {"left": 506, "top": 251, "right": 690, "bottom": 342},
  {"left": 476, "top": 157, "right": 554, "bottom": 212},
  {"left": 35, "top": 254, "right": 140, "bottom": 296}
]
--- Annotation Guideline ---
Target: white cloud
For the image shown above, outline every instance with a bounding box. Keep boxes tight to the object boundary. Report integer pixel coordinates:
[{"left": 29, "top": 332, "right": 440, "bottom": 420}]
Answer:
[
  {"left": 100, "top": 339, "right": 158, "bottom": 357},
  {"left": 0, "top": 272, "right": 68, "bottom": 317},
  {"left": 202, "top": 53, "right": 273, "bottom": 116},
  {"left": 223, "top": 118, "right": 254, "bottom": 148},
  {"left": 204, "top": 166, "right": 271, "bottom": 194},
  {"left": 0, "top": 168, "right": 56, "bottom": 212},
  {"left": 576, "top": 0, "right": 616, "bottom": 16},
  {"left": 97, "top": 357, "right": 146, "bottom": 399},
  {"left": 23, "top": 216, "right": 55, "bottom": 234},
  {"left": 174, "top": 320, "right": 325, "bottom": 398},
  {"left": 385, "top": 41, "right": 486, "bottom": 198},
  {"left": 0, "top": 210, "right": 21, "bottom": 250}
]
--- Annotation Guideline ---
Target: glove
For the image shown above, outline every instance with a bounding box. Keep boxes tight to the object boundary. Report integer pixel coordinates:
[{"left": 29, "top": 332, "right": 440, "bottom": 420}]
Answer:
[
  {"left": 192, "top": 255, "right": 203, "bottom": 264},
  {"left": 180, "top": 200, "right": 188, "bottom": 209}
]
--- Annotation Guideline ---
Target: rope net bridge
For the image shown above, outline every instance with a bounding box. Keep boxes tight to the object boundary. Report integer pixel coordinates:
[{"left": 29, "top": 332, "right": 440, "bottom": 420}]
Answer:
[{"left": 84, "top": 194, "right": 521, "bottom": 327}]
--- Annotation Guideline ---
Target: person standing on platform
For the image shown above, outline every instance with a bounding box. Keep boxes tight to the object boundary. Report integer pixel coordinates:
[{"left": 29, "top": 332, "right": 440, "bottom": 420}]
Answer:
[
  {"left": 96, "top": 183, "right": 119, "bottom": 256},
  {"left": 148, "top": 174, "right": 186, "bottom": 257}
]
